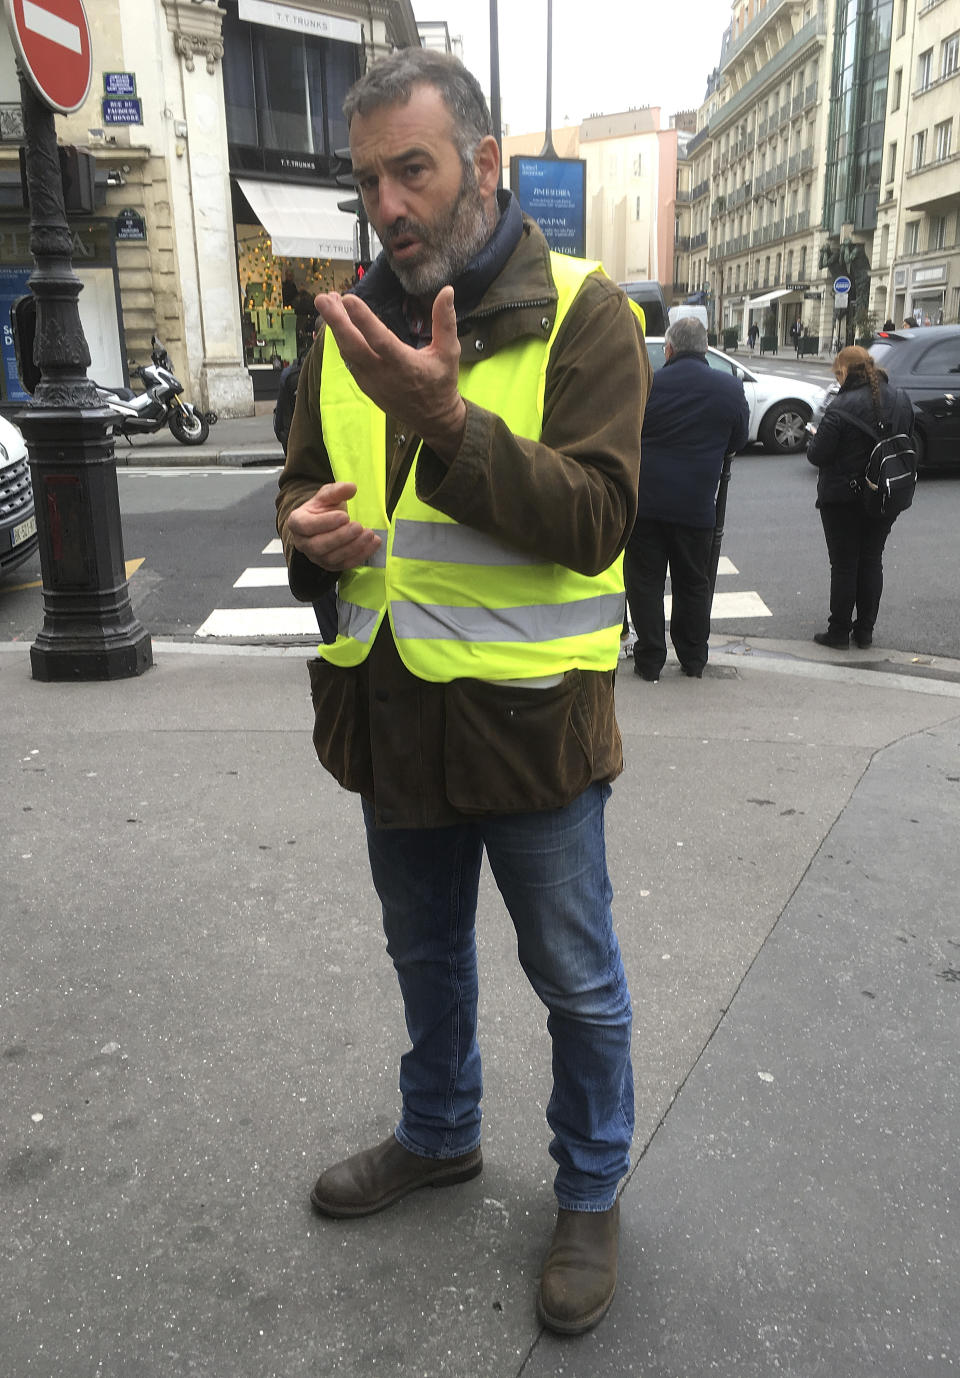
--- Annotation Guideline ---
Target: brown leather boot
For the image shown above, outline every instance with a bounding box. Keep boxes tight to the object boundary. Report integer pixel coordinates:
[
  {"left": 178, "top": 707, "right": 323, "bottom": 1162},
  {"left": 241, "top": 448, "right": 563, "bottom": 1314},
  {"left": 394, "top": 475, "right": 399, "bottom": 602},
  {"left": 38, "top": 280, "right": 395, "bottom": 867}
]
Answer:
[
  {"left": 310, "top": 1135, "right": 482, "bottom": 1218},
  {"left": 537, "top": 1201, "right": 619, "bottom": 1335}
]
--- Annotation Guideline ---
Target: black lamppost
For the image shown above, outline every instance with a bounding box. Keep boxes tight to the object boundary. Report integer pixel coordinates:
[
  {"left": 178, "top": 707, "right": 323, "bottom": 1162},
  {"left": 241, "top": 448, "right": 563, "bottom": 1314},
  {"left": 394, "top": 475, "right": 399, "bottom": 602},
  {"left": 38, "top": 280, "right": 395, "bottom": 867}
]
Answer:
[
  {"left": 17, "top": 76, "right": 151, "bottom": 681},
  {"left": 489, "top": 0, "right": 503, "bottom": 184}
]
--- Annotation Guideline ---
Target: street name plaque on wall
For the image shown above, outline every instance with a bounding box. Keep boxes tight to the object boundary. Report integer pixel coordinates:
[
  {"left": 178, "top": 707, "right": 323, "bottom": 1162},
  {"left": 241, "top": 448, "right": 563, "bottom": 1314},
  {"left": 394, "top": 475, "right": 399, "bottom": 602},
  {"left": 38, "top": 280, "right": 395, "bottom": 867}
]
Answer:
[{"left": 115, "top": 208, "right": 146, "bottom": 241}]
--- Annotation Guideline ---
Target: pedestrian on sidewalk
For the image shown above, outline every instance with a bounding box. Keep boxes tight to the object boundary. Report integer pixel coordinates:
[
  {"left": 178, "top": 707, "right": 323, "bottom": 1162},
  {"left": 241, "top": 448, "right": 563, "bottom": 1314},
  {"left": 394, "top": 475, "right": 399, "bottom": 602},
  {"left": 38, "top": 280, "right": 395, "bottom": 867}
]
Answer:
[
  {"left": 276, "top": 47, "right": 651, "bottom": 1336},
  {"left": 791, "top": 318, "right": 804, "bottom": 357},
  {"left": 747, "top": 321, "right": 759, "bottom": 352},
  {"left": 806, "top": 345, "right": 915, "bottom": 649},
  {"left": 623, "top": 316, "right": 748, "bottom": 682}
]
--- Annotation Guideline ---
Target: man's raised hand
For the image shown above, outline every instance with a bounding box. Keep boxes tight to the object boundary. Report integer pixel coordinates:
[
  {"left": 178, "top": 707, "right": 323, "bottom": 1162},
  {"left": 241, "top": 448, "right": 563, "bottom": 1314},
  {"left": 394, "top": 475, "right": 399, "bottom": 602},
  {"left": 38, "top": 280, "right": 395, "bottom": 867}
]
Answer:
[{"left": 315, "top": 286, "right": 467, "bottom": 458}]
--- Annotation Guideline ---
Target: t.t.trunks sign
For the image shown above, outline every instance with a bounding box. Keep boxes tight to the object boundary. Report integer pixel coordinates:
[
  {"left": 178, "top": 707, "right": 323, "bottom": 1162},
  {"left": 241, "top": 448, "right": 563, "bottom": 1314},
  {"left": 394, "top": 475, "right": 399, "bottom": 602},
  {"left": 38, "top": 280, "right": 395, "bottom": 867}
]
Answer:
[{"left": 510, "top": 157, "right": 586, "bottom": 258}]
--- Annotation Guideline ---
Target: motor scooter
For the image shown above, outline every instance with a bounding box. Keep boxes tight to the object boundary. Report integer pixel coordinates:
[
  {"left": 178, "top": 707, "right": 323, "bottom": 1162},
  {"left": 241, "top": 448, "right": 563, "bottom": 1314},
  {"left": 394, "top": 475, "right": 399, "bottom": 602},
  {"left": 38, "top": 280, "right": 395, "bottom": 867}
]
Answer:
[{"left": 94, "top": 336, "right": 217, "bottom": 446}]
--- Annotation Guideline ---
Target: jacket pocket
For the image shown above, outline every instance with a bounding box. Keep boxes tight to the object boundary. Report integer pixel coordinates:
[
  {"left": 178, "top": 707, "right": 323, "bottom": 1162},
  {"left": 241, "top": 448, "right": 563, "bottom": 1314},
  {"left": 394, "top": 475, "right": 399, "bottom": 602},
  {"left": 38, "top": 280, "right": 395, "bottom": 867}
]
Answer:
[
  {"left": 443, "top": 670, "right": 593, "bottom": 814},
  {"left": 307, "top": 657, "right": 372, "bottom": 795}
]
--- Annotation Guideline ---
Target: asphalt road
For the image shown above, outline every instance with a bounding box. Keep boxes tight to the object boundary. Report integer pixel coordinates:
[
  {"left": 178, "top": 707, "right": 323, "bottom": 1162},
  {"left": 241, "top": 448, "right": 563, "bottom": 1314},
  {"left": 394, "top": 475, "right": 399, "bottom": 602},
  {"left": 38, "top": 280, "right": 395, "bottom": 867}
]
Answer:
[{"left": 3, "top": 457, "right": 958, "bottom": 660}]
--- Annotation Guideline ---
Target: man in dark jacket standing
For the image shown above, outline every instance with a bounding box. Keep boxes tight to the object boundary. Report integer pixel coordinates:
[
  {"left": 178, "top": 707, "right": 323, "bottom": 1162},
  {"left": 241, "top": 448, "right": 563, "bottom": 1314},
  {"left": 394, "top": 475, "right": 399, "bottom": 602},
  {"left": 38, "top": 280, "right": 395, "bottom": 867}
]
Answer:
[
  {"left": 624, "top": 317, "right": 748, "bottom": 681},
  {"left": 276, "top": 49, "right": 650, "bottom": 1336}
]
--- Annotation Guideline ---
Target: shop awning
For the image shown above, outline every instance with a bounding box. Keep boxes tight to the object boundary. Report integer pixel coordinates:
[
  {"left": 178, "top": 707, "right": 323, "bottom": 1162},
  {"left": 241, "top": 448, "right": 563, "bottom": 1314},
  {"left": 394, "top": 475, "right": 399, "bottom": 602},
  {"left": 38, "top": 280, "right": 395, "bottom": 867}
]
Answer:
[
  {"left": 747, "top": 287, "right": 792, "bottom": 310},
  {"left": 237, "top": 179, "right": 357, "bottom": 259}
]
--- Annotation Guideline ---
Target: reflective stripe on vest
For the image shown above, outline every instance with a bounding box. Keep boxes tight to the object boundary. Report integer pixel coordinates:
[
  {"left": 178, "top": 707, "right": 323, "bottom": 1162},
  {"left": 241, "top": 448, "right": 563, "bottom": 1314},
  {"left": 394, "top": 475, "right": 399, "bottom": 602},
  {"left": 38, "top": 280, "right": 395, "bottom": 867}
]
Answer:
[{"left": 318, "top": 253, "right": 626, "bottom": 682}]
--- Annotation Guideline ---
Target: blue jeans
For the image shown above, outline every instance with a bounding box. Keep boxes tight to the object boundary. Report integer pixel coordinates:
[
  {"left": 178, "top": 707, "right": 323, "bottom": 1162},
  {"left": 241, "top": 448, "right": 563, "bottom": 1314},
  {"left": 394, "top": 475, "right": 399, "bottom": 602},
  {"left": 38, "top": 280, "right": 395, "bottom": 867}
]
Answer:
[{"left": 362, "top": 783, "right": 634, "bottom": 1211}]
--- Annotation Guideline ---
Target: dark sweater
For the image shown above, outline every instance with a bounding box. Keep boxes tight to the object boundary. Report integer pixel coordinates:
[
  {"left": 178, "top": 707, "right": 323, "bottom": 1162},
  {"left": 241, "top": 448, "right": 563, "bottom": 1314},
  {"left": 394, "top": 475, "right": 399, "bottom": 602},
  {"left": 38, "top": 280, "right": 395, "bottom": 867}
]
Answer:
[{"left": 635, "top": 352, "right": 749, "bottom": 528}]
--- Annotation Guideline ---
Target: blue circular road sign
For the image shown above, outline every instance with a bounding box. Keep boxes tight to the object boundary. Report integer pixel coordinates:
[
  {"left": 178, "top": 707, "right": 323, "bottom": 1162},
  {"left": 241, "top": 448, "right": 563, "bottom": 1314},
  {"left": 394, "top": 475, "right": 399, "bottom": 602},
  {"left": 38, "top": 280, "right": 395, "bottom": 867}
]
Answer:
[{"left": 833, "top": 275, "right": 852, "bottom": 294}]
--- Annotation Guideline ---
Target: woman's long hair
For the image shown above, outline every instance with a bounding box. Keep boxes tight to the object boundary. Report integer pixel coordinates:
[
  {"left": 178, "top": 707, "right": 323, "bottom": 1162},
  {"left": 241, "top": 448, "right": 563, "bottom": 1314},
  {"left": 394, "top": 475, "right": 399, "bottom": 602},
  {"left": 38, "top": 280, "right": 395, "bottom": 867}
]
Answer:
[{"left": 835, "top": 345, "right": 885, "bottom": 415}]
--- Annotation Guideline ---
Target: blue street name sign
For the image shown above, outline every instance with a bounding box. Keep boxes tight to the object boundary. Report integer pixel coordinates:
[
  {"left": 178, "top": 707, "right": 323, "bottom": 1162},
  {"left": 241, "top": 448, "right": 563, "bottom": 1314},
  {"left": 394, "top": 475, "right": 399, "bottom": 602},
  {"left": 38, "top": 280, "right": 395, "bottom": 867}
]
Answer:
[
  {"left": 102, "top": 97, "right": 143, "bottom": 125},
  {"left": 104, "top": 72, "right": 137, "bottom": 97}
]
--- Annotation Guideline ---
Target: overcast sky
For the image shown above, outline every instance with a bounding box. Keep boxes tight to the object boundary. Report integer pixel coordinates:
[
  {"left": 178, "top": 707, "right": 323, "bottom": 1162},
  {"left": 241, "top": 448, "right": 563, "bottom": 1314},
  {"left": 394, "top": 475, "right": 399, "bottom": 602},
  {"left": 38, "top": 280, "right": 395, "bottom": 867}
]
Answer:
[{"left": 412, "top": 1, "right": 733, "bottom": 134}]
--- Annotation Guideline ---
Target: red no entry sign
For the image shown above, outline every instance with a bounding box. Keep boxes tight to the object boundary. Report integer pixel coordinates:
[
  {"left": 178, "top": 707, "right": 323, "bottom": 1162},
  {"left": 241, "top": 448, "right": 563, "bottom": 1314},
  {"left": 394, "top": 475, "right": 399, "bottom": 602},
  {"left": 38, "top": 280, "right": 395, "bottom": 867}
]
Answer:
[{"left": 4, "top": 0, "right": 92, "bottom": 114}]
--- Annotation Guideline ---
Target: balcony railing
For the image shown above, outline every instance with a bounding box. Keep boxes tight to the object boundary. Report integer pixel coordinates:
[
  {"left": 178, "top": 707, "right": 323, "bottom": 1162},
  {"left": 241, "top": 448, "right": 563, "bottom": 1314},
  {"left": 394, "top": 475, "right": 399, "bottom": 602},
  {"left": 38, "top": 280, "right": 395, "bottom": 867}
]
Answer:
[
  {"left": 691, "top": 231, "right": 708, "bottom": 249},
  {"left": 709, "top": 12, "right": 828, "bottom": 131},
  {"left": 690, "top": 178, "right": 710, "bottom": 201},
  {"left": 804, "top": 81, "right": 818, "bottom": 107},
  {"left": 800, "top": 146, "right": 814, "bottom": 171},
  {"left": 675, "top": 236, "right": 691, "bottom": 252}
]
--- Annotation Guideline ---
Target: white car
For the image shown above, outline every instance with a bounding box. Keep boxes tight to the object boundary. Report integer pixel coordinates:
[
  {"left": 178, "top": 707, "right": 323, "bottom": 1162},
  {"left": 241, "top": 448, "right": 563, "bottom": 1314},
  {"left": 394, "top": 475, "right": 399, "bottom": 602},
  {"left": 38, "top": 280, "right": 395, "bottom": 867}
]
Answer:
[
  {"left": 644, "top": 337, "right": 828, "bottom": 454},
  {"left": 0, "top": 414, "right": 37, "bottom": 576}
]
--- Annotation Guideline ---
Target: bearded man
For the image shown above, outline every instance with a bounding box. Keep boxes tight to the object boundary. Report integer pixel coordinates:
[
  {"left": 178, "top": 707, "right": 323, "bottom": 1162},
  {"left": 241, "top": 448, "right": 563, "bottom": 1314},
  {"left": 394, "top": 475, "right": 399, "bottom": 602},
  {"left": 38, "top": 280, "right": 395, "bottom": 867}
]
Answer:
[{"left": 276, "top": 48, "right": 650, "bottom": 1336}]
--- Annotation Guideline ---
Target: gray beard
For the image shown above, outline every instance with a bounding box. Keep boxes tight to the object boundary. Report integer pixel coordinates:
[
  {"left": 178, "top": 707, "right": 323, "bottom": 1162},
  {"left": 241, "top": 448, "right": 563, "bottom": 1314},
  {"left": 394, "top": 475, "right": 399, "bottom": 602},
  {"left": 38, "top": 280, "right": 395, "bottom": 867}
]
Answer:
[{"left": 385, "top": 172, "right": 494, "bottom": 300}]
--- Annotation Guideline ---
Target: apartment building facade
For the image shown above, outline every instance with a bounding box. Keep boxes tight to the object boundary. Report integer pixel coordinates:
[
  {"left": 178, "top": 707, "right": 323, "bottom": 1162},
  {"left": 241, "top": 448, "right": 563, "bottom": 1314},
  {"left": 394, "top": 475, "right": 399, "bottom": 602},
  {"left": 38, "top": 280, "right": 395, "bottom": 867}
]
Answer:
[
  {"left": 693, "top": 0, "right": 834, "bottom": 346},
  {"left": 877, "top": 0, "right": 960, "bottom": 327}
]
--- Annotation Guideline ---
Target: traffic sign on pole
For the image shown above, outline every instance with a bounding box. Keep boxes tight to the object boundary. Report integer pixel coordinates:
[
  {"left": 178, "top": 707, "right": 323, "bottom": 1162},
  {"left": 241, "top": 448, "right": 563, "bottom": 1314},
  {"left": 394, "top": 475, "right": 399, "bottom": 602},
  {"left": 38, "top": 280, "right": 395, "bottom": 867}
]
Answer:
[
  {"left": 833, "top": 275, "right": 852, "bottom": 295},
  {"left": 4, "top": 0, "right": 92, "bottom": 114}
]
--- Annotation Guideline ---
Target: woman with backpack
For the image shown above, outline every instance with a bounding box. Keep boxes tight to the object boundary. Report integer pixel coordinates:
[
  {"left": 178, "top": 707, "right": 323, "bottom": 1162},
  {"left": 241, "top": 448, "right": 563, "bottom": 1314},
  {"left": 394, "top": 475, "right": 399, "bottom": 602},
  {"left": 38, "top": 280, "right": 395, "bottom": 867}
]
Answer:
[{"left": 806, "top": 346, "right": 915, "bottom": 649}]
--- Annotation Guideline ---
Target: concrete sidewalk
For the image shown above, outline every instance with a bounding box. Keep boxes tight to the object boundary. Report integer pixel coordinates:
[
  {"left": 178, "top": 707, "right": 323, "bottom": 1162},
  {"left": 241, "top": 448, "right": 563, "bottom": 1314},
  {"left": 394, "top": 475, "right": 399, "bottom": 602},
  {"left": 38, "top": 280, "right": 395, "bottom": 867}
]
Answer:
[
  {"left": 2, "top": 639, "right": 958, "bottom": 1377},
  {"left": 113, "top": 409, "right": 283, "bottom": 467}
]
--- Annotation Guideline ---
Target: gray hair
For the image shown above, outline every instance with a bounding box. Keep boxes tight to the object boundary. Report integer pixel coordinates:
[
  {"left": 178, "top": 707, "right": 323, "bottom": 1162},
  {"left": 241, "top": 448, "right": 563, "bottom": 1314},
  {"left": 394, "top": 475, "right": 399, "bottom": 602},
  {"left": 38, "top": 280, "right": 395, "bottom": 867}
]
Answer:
[
  {"left": 343, "top": 49, "right": 493, "bottom": 173},
  {"left": 665, "top": 317, "right": 709, "bottom": 355}
]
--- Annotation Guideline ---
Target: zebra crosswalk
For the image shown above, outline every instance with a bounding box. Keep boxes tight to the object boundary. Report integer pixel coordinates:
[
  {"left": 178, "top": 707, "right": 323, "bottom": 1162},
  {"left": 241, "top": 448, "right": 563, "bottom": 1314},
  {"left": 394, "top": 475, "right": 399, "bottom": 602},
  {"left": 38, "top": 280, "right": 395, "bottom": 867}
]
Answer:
[{"left": 194, "top": 543, "right": 772, "bottom": 640}]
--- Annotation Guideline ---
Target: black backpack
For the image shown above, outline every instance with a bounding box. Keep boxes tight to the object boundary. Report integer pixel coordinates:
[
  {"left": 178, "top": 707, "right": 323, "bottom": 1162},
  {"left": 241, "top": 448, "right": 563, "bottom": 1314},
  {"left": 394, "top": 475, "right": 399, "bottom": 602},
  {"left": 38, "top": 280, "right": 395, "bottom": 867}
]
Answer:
[{"left": 844, "top": 409, "right": 917, "bottom": 518}]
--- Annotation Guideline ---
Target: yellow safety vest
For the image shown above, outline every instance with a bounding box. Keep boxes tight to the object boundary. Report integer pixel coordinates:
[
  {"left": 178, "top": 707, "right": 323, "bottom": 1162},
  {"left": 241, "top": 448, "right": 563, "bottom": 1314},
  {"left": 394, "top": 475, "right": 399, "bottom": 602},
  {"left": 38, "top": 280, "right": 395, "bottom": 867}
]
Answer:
[{"left": 318, "top": 253, "right": 626, "bottom": 683}]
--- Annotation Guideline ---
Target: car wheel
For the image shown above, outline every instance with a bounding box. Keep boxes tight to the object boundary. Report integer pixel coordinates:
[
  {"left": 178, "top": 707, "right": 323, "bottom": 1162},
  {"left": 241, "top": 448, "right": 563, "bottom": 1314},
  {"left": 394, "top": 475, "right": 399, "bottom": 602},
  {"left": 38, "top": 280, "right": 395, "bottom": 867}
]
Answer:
[{"left": 759, "top": 402, "right": 811, "bottom": 453}]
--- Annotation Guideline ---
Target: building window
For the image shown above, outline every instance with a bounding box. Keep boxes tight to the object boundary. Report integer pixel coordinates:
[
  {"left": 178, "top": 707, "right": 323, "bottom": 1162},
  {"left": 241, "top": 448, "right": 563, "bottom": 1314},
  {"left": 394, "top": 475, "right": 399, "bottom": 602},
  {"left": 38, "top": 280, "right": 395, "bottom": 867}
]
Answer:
[
  {"left": 636, "top": 196, "right": 642, "bottom": 220},
  {"left": 887, "top": 141, "right": 897, "bottom": 182},
  {"left": 634, "top": 154, "right": 642, "bottom": 176},
  {"left": 942, "top": 33, "right": 959, "bottom": 79},
  {"left": 786, "top": 249, "right": 794, "bottom": 281},
  {"left": 917, "top": 49, "right": 933, "bottom": 92},
  {"left": 929, "top": 215, "right": 947, "bottom": 251},
  {"left": 799, "top": 246, "right": 807, "bottom": 279},
  {"left": 775, "top": 251, "right": 782, "bottom": 281},
  {"left": 912, "top": 130, "right": 927, "bottom": 170},
  {"left": 221, "top": 9, "right": 358, "bottom": 159},
  {"left": 897, "top": 0, "right": 907, "bottom": 37},
  {"left": 935, "top": 120, "right": 953, "bottom": 162},
  {"left": 763, "top": 255, "right": 770, "bottom": 286},
  {"left": 905, "top": 221, "right": 920, "bottom": 254},
  {"left": 891, "top": 68, "right": 902, "bottom": 111}
]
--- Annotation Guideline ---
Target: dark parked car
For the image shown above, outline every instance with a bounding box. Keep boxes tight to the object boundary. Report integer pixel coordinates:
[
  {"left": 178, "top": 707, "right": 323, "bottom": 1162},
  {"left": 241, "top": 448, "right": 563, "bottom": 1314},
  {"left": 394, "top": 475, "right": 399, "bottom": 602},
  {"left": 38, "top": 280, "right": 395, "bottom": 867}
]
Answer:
[
  {"left": 618, "top": 280, "right": 669, "bottom": 336},
  {"left": 0, "top": 415, "right": 37, "bottom": 577},
  {"left": 869, "top": 326, "right": 960, "bottom": 468}
]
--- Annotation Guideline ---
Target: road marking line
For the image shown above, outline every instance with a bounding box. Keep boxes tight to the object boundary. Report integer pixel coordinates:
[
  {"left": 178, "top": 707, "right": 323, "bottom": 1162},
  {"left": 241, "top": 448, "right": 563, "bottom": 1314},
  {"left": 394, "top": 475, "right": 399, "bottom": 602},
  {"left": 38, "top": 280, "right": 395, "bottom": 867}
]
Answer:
[
  {"left": 699, "top": 590, "right": 771, "bottom": 618},
  {"left": 262, "top": 539, "right": 283, "bottom": 556},
  {"left": 126, "top": 558, "right": 144, "bottom": 577},
  {"left": 196, "top": 587, "right": 771, "bottom": 640},
  {"left": 23, "top": 0, "right": 81, "bottom": 52},
  {"left": 233, "top": 566, "right": 289, "bottom": 588},
  {"left": 195, "top": 607, "right": 320, "bottom": 638},
  {"left": 717, "top": 556, "right": 738, "bottom": 575}
]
